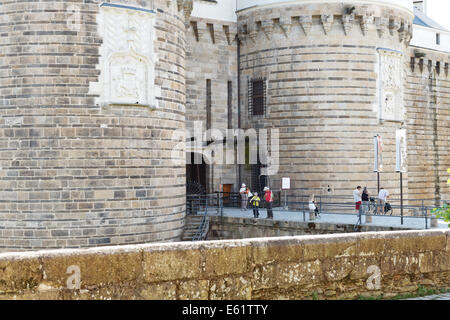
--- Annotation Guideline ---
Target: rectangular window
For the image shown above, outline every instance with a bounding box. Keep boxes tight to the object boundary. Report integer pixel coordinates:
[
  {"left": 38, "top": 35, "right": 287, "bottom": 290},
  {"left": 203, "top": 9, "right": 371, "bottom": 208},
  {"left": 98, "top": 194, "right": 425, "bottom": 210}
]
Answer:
[
  {"left": 248, "top": 78, "right": 266, "bottom": 116},
  {"left": 206, "top": 79, "right": 211, "bottom": 130},
  {"left": 436, "top": 33, "right": 440, "bottom": 45},
  {"left": 227, "top": 81, "right": 232, "bottom": 129}
]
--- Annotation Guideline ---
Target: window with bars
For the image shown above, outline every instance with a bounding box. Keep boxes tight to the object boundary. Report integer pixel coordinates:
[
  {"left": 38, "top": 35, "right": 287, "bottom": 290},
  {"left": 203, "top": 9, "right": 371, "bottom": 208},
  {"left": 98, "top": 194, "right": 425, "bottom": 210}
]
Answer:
[{"left": 248, "top": 78, "right": 266, "bottom": 117}]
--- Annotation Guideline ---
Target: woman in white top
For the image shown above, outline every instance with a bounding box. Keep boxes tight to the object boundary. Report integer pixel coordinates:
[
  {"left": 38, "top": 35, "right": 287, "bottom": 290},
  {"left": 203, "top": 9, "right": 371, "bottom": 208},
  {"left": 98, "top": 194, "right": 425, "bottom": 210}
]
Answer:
[
  {"left": 309, "top": 195, "right": 320, "bottom": 218},
  {"left": 377, "top": 188, "right": 389, "bottom": 215},
  {"left": 239, "top": 184, "right": 250, "bottom": 211}
]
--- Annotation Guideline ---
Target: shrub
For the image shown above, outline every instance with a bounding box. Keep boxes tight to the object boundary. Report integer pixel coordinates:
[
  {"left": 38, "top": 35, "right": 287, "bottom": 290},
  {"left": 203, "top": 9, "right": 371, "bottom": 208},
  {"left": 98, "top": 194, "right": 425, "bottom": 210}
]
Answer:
[{"left": 431, "top": 203, "right": 450, "bottom": 228}]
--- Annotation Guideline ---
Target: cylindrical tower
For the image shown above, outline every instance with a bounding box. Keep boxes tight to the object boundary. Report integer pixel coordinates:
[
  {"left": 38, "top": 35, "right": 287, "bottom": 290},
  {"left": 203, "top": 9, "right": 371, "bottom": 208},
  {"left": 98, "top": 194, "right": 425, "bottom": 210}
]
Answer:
[
  {"left": 237, "top": 0, "right": 414, "bottom": 199},
  {"left": 0, "top": 0, "right": 190, "bottom": 251}
]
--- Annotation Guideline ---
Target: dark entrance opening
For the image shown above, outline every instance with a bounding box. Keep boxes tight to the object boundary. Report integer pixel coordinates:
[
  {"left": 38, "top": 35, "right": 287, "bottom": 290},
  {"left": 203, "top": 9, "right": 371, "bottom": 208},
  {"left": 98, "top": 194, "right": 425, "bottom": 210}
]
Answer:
[
  {"left": 246, "top": 135, "right": 267, "bottom": 196},
  {"left": 186, "top": 152, "right": 207, "bottom": 195},
  {"left": 251, "top": 163, "right": 267, "bottom": 196}
]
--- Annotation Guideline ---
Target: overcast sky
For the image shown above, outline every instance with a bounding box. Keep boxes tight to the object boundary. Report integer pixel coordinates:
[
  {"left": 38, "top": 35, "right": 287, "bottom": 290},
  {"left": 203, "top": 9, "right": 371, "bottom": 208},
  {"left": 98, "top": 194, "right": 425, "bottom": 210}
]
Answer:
[{"left": 426, "top": 0, "right": 450, "bottom": 30}]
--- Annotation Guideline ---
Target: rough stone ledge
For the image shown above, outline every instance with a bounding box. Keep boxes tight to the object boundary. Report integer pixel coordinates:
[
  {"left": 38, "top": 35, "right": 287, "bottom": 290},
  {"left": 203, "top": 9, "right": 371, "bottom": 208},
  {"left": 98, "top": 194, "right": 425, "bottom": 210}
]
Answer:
[
  {"left": 0, "top": 229, "right": 448, "bottom": 261},
  {"left": 0, "top": 230, "right": 448, "bottom": 299}
]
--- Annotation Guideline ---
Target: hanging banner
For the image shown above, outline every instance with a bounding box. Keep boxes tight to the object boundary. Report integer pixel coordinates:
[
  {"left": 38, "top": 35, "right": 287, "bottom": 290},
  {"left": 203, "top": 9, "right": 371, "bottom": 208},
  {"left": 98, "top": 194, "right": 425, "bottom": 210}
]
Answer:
[
  {"left": 396, "top": 129, "right": 407, "bottom": 173},
  {"left": 374, "top": 135, "right": 383, "bottom": 172}
]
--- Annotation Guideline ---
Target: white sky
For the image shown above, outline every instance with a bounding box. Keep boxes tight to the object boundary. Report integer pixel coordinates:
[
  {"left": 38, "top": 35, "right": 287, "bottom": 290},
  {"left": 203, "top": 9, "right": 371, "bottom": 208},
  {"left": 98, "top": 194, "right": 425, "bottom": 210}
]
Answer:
[{"left": 426, "top": 0, "right": 450, "bottom": 30}]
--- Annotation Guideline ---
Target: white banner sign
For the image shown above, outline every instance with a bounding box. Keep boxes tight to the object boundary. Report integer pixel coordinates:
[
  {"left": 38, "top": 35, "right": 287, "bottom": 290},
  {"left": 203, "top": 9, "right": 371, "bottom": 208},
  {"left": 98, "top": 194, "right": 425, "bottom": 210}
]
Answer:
[
  {"left": 282, "top": 177, "right": 290, "bottom": 190},
  {"left": 396, "top": 129, "right": 407, "bottom": 172},
  {"left": 374, "top": 135, "right": 383, "bottom": 173}
]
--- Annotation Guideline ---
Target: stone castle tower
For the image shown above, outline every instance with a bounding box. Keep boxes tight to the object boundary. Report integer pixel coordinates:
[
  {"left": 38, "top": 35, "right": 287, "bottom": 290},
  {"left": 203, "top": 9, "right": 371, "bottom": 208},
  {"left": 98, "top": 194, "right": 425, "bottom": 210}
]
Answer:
[
  {"left": 0, "top": 0, "right": 193, "bottom": 251},
  {"left": 237, "top": 0, "right": 415, "bottom": 197}
]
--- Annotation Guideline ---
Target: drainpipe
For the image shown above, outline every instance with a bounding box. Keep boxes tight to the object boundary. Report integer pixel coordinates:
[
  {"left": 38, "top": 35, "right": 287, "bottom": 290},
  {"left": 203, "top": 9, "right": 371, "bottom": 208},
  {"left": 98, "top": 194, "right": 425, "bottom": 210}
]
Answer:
[{"left": 236, "top": 34, "right": 242, "bottom": 189}]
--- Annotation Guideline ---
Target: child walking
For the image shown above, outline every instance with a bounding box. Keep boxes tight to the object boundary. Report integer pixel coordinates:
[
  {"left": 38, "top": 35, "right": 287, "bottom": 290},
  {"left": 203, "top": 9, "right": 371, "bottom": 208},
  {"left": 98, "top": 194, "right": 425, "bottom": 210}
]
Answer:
[{"left": 250, "top": 192, "right": 261, "bottom": 218}]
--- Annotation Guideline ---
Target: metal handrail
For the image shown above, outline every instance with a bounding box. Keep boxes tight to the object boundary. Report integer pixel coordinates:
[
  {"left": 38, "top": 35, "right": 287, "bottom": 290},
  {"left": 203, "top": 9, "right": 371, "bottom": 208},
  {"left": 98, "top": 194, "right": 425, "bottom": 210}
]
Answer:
[
  {"left": 193, "top": 192, "right": 445, "bottom": 230},
  {"left": 211, "top": 192, "right": 441, "bottom": 208},
  {"left": 190, "top": 195, "right": 211, "bottom": 241}
]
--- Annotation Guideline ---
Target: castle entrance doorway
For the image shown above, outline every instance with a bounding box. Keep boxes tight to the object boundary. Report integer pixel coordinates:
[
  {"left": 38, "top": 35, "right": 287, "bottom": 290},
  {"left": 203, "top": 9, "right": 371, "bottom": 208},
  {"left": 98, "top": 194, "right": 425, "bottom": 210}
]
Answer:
[{"left": 186, "top": 152, "right": 207, "bottom": 195}]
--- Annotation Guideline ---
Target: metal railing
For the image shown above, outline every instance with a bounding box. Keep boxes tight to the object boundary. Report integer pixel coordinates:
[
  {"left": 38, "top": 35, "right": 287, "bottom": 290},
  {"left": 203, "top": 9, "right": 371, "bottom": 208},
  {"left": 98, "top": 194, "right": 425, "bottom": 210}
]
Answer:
[
  {"left": 187, "top": 192, "right": 445, "bottom": 230},
  {"left": 187, "top": 194, "right": 219, "bottom": 241},
  {"left": 187, "top": 193, "right": 221, "bottom": 216},
  {"left": 192, "top": 196, "right": 209, "bottom": 241},
  {"left": 210, "top": 191, "right": 282, "bottom": 210}
]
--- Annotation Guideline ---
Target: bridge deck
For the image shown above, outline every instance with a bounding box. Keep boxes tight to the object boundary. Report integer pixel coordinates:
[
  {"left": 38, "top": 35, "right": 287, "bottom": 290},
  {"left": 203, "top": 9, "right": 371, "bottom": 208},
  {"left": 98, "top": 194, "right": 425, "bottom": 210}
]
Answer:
[{"left": 202, "top": 207, "right": 449, "bottom": 230}]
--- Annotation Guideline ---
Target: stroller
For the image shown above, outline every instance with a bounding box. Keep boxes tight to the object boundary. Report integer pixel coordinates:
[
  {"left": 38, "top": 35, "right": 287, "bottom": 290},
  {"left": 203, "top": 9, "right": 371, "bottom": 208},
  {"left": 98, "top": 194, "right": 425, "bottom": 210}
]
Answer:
[
  {"left": 384, "top": 202, "right": 393, "bottom": 215},
  {"left": 368, "top": 197, "right": 377, "bottom": 215}
]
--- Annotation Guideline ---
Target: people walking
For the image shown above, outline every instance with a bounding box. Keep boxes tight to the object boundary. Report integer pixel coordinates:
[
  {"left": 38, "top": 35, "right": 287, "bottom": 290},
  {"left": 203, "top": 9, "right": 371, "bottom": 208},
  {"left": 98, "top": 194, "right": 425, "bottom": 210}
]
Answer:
[
  {"left": 263, "top": 187, "right": 274, "bottom": 219},
  {"left": 377, "top": 187, "right": 389, "bottom": 215},
  {"left": 353, "top": 186, "right": 362, "bottom": 214},
  {"left": 239, "top": 183, "right": 250, "bottom": 211},
  {"left": 250, "top": 192, "right": 260, "bottom": 218},
  {"left": 361, "top": 187, "right": 370, "bottom": 215},
  {"left": 309, "top": 194, "right": 320, "bottom": 219}
]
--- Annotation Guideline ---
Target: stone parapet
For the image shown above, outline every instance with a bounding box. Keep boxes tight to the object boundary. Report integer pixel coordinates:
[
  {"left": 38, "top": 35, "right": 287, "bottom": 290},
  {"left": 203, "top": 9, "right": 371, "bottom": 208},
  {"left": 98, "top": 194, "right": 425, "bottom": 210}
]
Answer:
[
  {"left": 237, "top": 3, "right": 413, "bottom": 46},
  {"left": 0, "top": 230, "right": 448, "bottom": 299},
  {"left": 207, "top": 215, "right": 415, "bottom": 240}
]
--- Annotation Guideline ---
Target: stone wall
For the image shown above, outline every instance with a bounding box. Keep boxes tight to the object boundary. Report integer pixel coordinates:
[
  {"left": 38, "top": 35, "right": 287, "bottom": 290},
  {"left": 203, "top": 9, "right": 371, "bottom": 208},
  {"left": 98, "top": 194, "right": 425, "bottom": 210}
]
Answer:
[
  {"left": 0, "top": 230, "right": 448, "bottom": 300},
  {"left": 185, "top": 16, "right": 239, "bottom": 191},
  {"left": 207, "top": 216, "right": 414, "bottom": 240},
  {"left": 237, "top": 2, "right": 415, "bottom": 200},
  {"left": 0, "top": 0, "right": 191, "bottom": 251},
  {"left": 406, "top": 47, "right": 450, "bottom": 205}
]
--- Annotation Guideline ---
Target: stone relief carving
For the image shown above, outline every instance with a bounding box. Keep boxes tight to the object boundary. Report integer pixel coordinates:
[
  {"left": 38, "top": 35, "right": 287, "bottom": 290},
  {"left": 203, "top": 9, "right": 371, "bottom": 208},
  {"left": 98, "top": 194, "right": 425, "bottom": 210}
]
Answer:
[
  {"left": 378, "top": 49, "right": 404, "bottom": 121},
  {"left": 384, "top": 92, "right": 395, "bottom": 115},
  {"left": 90, "top": 4, "right": 158, "bottom": 107},
  {"left": 110, "top": 54, "right": 147, "bottom": 103}
]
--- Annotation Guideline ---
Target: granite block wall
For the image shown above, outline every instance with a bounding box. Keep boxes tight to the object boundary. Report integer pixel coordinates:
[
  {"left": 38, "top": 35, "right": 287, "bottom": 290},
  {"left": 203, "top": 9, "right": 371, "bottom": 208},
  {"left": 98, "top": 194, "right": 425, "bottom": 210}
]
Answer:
[
  {"left": 0, "top": 0, "right": 191, "bottom": 251},
  {"left": 185, "top": 16, "right": 239, "bottom": 191},
  {"left": 237, "top": 2, "right": 415, "bottom": 200},
  {"left": 406, "top": 47, "right": 450, "bottom": 205}
]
